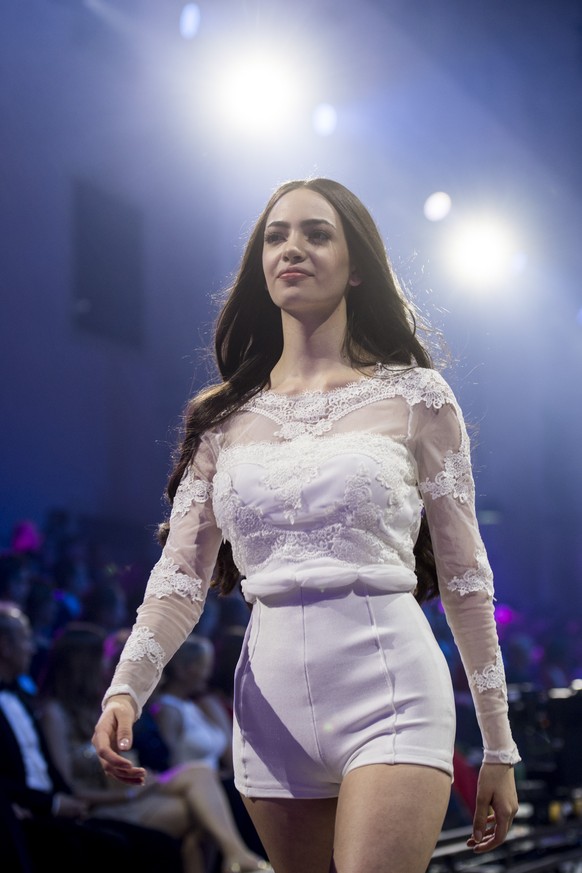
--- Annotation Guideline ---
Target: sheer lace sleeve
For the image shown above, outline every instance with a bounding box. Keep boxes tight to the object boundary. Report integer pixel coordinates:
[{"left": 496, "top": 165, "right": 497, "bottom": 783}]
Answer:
[
  {"left": 409, "top": 372, "right": 520, "bottom": 766},
  {"left": 103, "top": 430, "right": 223, "bottom": 718}
]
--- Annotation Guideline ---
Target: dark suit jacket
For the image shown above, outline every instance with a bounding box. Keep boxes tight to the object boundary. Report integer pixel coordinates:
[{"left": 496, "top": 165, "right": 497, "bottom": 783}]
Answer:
[{"left": 0, "top": 686, "right": 72, "bottom": 815}]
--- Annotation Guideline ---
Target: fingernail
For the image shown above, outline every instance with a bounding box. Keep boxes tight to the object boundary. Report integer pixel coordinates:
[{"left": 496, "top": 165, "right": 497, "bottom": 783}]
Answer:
[{"left": 119, "top": 738, "right": 129, "bottom": 750}]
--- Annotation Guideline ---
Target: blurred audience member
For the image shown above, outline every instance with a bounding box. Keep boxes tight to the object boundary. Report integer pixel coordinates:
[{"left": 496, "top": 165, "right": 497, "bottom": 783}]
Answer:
[
  {"left": 23, "top": 575, "right": 59, "bottom": 686},
  {"left": 39, "top": 623, "right": 269, "bottom": 873},
  {"left": 156, "top": 634, "right": 233, "bottom": 775},
  {"left": 0, "top": 553, "right": 32, "bottom": 609},
  {"left": 51, "top": 537, "right": 93, "bottom": 632},
  {"left": 0, "top": 603, "right": 183, "bottom": 873}
]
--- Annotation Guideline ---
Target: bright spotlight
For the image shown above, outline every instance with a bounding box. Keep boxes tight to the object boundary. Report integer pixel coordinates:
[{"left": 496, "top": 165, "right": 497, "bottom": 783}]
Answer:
[
  {"left": 180, "top": 4, "right": 201, "bottom": 39},
  {"left": 312, "top": 103, "right": 337, "bottom": 136},
  {"left": 214, "top": 49, "right": 303, "bottom": 137},
  {"left": 446, "top": 218, "right": 520, "bottom": 288},
  {"left": 424, "top": 191, "right": 451, "bottom": 222}
]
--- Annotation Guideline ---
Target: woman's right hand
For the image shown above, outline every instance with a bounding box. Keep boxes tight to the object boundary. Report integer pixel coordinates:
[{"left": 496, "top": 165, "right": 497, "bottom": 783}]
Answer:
[{"left": 91, "top": 695, "right": 146, "bottom": 785}]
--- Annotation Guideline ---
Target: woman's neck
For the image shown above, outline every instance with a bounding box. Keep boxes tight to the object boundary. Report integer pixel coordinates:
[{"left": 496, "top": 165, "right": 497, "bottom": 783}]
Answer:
[{"left": 271, "top": 306, "right": 356, "bottom": 392}]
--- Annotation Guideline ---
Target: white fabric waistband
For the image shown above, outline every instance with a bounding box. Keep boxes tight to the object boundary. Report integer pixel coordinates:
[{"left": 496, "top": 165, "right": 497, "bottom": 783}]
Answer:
[{"left": 241, "top": 560, "right": 417, "bottom": 603}]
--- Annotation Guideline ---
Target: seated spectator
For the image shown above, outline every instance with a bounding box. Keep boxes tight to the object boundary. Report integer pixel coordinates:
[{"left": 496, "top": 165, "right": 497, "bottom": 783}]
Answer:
[
  {"left": 39, "top": 623, "right": 270, "bottom": 873},
  {"left": 156, "top": 635, "right": 233, "bottom": 774},
  {"left": 0, "top": 603, "right": 183, "bottom": 873},
  {"left": 0, "top": 553, "right": 32, "bottom": 610},
  {"left": 50, "top": 536, "right": 93, "bottom": 632}
]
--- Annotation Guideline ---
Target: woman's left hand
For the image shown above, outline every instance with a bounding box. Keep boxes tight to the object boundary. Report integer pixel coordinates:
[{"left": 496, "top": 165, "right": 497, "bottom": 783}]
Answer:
[{"left": 466, "top": 763, "right": 519, "bottom": 853}]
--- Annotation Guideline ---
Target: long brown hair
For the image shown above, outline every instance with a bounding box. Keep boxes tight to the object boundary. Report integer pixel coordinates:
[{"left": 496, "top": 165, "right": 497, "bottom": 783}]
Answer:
[
  {"left": 38, "top": 622, "right": 108, "bottom": 740},
  {"left": 160, "top": 178, "right": 440, "bottom": 603}
]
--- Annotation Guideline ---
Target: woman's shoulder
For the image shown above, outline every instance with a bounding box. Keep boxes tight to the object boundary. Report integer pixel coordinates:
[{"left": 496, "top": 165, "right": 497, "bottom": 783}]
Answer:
[{"left": 376, "top": 363, "right": 457, "bottom": 409}]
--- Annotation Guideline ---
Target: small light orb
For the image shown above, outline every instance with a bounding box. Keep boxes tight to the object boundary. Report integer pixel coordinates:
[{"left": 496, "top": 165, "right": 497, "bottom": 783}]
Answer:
[
  {"left": 180, "top": 3, "right": 201, "bottom": 40},
  {"left": 424, "top": 191, "right": 452, "bottom": 222}
]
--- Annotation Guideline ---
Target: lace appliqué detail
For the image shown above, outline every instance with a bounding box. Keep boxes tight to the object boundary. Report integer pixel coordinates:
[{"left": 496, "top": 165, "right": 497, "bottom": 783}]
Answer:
[
  {"left": 470, "top": 648, "right": 506, "bottom": 697},
  {"left": 241, "top": 366, "right": 458, "bottom": 440},
  {"left": 419, "top": 445, "right": 473, "bottom": 504},
  {"left": 119, "top": 626, "right": 165, "bottom": 674},
  {"left": 145, "top": 555, "right": 204, "bottom": 604},
  {"left": 213, "top": 433, "right": 418, "bottom": 577},
  {"left": 171, "top": 468, "right": 212, "bottom": 519},
  {"left": 216, "top": 432, "right": 412, "bottom": 527},
  {"left": 261, "top": 452, "right": 320, "bottom": 523},
  {"left": 345, "top": 465, "right": 383, "bottom": 530},
  {"left": 212, "top": 470, "right": 277, "bottom": 568},
  {"left": 447, "top": 547, "right": 494, "bottom": 597},
  {"left": 375, "top": 459, "right": 409, "bottom": 511}
]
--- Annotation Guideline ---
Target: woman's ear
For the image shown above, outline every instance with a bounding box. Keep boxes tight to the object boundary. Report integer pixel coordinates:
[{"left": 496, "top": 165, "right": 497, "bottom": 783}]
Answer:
[{"left": 348, "top": 267, "right": 362, "bottom": 287}]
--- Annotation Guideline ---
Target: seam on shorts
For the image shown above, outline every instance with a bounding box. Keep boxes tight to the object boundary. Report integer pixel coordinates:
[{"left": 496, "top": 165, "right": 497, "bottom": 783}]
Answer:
[
  {"left": 363, "top": 585, "right": 397, "bottom": 761},
  {"left": 235, "top": 612, "right": 258, "bottom": 791},
  {"left": 300, "top": 588, "right": 330, "bottom": 773}
]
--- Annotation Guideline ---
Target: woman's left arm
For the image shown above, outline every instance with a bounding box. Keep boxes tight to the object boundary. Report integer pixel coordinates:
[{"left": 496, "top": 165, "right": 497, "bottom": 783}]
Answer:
[{"left": 409, "top": 370, "right": 520, "bottom": 849}]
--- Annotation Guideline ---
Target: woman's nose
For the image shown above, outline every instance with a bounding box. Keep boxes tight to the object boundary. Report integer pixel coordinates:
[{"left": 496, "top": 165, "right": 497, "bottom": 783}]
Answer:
[{"left": 283, "top": 239, "right": 305, "bottom": 262}]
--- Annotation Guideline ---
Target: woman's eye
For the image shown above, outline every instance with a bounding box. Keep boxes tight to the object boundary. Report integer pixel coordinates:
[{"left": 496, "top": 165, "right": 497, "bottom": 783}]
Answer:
[
  {"left": 309, "top": 230, "right": 330, "bottom": 244},
  {"left": 264, "top": 231, "right": 284, "bottom": 244}
]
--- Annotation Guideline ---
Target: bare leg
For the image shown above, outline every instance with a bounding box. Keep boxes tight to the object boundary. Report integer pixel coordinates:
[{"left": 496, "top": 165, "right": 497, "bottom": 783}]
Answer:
[
  {"left": 333, "top": 763, "right": 451, "bottom": 873},
  {"left": 242, "top": 795, "right": 337, "bottom": 873},
  {"left": 241, "top": 764, "right": 449, "bottom": 873},
  {"left": 130, "top": 792, "right": 204, "bottom": 873},
  {"left": 137, "top": 793, "right": 191, "bottom": 835},
  {"left": 161, "top": 763, "right": 268, "bottom": 872}
]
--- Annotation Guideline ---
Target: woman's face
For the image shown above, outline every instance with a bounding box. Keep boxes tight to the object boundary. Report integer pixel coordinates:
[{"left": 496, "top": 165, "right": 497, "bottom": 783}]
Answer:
[
  {"left": 262, "top": 187, "right": 360, "bottom": 318},
  {"left": 184, "top": 649, "right": 213, "bottom": 693}
]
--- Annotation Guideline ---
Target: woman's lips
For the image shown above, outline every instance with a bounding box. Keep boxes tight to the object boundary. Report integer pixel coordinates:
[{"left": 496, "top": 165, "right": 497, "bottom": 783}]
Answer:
[{"left": 278, "top": 269, "right": 311, "bottom": 279}]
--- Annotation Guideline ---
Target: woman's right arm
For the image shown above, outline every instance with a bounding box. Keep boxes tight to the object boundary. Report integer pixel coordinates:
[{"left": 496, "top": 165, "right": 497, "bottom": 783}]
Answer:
[{"left": 93, "top": 432, "right": 223, "bottom": 779}]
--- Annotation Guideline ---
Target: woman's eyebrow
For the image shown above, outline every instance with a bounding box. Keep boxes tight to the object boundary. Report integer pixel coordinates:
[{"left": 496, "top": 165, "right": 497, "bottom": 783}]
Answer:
[{"left": 266, "top": 218, "right": 336, "bottom": 229}]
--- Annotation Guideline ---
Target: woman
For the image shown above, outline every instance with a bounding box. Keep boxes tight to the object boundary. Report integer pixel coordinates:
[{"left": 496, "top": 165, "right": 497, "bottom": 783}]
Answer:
[
  {"left": 92, "top": 178, "right": 520, "bottom": 873},
  {"left": 39, "top": 623, "right": 271, "bottom": 873},
  {"left": 154, "top": 634, "right": 233, "bottom": 774}
]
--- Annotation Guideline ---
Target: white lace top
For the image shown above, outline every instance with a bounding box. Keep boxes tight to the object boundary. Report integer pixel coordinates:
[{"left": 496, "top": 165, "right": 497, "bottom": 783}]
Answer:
[{"left": 104, "top": 364, "right": 520, "bottom": 766}]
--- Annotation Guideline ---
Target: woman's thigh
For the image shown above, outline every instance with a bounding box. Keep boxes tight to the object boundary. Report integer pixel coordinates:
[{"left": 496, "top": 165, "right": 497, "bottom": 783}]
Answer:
[
  {"left": 333, "top": 763, "right": 451, "bottom": 873},
  {"left": 242, "top": 795, "right": 337, "bottom": 873}
]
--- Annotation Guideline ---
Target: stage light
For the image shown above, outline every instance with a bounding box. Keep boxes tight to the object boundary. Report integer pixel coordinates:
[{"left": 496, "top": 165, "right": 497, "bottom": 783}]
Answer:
[
  {"left": 446, "top": 217, "right": 520, "bottom": 288},
  {"left": 312, "top": 103, "right": 337, "bottom": 137},
  {"left": 212, "top": 48, "right": 303, "bottom": 137},
  {"left": 180, "top": 4, "right": 201, "bottom": 40},
  {"left": 424, "top": 191, "right": 451, "bottom": 222}
]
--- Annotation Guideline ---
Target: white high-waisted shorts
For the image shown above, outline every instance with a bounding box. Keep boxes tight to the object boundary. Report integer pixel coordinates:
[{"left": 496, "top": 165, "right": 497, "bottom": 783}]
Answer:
[{"left": 232, "top": 583, "right": 455, "bottom": 798}]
